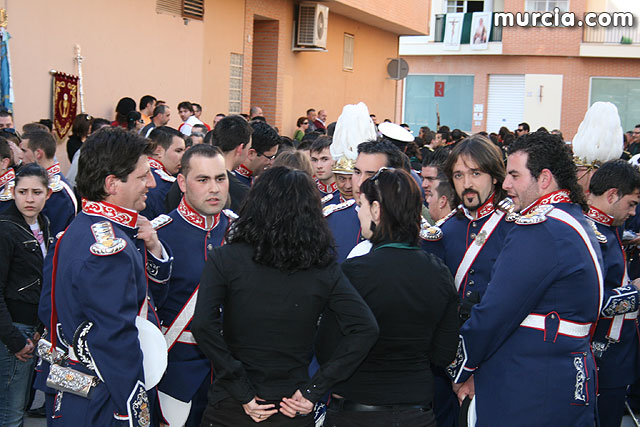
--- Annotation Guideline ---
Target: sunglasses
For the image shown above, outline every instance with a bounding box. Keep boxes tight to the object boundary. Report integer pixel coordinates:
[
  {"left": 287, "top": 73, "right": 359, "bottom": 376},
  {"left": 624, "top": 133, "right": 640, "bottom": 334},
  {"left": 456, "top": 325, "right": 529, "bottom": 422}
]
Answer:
[{"left": 258, "top": 152, "right": 277, "bottom": 160}]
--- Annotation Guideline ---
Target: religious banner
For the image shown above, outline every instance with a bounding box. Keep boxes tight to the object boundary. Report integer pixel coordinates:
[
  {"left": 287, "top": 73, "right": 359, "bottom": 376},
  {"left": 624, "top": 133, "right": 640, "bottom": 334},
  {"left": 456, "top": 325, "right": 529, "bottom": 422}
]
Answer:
[
  {"left": 52, "top": 72, "right": 78, "bottom": 139},
  {"left": 443, "top": 12, "right": 464, "bottom": 51},
  {"left": 471, "top": 12, "right": 492, "bottom": 50}
]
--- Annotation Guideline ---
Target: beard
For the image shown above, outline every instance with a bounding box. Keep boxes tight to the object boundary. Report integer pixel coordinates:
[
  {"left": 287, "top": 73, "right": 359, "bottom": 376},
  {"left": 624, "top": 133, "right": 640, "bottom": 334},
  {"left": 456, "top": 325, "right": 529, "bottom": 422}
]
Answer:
[{"left": 461, "top": 189, "right": 485, "bottom": 211}]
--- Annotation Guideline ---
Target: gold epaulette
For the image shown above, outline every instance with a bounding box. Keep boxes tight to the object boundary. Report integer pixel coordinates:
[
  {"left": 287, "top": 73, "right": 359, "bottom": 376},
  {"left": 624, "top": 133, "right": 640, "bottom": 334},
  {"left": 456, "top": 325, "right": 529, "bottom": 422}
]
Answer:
[
  {"left": 588, "top": 219, "right": 608, "bottom": 244},
  {"left": 223, "top": 209, "right": 239, "bottom": 221},
  {"left": 321, "top": 193, "right": 334, "bottom": 205},
  {"left": 89, "top": 221, "right": 127, "bottom": 256},
  {"left": 323, "top": 199, "right": 355, "bottom": 217},
  {"left": 150, "top": 214, "right": 172, "bottom": 230},
  {"left": 420, "top": 218, "right": 443, "bottom": 241},
  {"left": 515, "top": 205, "right": 553, "bottom": 225}
]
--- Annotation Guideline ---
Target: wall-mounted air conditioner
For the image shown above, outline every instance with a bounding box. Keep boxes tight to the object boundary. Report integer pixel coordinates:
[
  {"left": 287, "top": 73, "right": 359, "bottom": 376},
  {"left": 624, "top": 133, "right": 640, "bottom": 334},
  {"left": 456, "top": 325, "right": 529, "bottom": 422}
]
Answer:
[{"left": 297, "top": 2, "right": 329, "bottom": 49}]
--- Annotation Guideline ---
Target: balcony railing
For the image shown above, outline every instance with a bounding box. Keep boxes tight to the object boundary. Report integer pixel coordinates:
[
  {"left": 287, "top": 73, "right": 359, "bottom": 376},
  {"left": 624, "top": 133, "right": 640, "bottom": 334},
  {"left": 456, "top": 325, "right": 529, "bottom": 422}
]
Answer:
[
  {"left": 434, "top": 12, "right": 503, "bottom": 43},
  {"left": 583, "top": 24, "right": 640, "bottom": 44}
]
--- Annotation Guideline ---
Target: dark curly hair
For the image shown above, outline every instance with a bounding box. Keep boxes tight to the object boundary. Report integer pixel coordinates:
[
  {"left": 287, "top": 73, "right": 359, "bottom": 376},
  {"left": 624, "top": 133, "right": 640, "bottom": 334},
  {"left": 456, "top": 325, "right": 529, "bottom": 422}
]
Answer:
[
  {"left": 360, "top": 168, "right": 422, "bottom": 246},
  {"left": 226, "top": 166, "right": 336, "bottom": 271},
  {"left": 77, "top": 126, "right": 153, "bottom": 202},
  {"left": 507, "top": 131, "right": 587, "bottom": 211}
]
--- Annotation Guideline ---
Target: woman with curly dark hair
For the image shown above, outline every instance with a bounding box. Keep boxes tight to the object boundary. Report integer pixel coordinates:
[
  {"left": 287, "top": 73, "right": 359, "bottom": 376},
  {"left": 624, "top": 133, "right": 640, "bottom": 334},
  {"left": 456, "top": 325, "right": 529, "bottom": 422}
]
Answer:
[
  {"left": 317, "top": 168, "right": 459, "bottom": 427},
  {"left": 192, "top": 166, "right": 379, "bottom": 427}
]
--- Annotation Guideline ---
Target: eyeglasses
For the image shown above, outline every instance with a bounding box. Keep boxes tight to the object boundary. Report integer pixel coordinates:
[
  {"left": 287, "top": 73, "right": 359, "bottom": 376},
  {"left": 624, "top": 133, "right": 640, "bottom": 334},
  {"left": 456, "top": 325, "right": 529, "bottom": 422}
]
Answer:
[
  {"left": 258, "top": 152, "right": 277, "bottom": 160},
  {"left": 192, "top": 132, "right": 205, "bottom": 138},
  {"left": 302, "top": 122, "right": 309, "bottom": 125}
]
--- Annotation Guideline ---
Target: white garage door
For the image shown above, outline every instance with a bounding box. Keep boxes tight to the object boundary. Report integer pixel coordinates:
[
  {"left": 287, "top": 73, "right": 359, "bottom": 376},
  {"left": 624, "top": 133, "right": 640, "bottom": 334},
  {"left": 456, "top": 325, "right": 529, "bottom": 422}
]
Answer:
[{"left": 486, "top": 74, "right": 525, "bottom": 133}]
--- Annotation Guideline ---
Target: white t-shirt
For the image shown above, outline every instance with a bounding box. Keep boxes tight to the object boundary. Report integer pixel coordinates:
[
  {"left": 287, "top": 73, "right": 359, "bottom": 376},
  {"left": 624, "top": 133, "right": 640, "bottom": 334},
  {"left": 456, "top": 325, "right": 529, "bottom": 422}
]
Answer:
[{"left": 179, "top": 115, "right": 204, "bottom": 136}]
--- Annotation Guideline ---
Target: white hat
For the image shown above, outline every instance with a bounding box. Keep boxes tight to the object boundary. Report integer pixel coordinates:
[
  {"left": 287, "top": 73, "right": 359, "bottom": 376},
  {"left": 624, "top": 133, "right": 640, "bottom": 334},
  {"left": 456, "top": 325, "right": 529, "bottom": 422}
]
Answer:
[
  {"left": 378, "top": 121, "right": 414, "bottom": 143},
  {"left": 572, "top": 101, "right": 623, "bottom": 167},
  {"left": 330, "top": 102, "right": 378, "bottom": 170}
]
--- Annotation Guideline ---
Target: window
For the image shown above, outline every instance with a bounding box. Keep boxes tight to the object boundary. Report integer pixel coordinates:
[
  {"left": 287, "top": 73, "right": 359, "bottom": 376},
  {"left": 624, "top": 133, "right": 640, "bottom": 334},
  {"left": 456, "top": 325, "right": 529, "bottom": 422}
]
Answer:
[
  {"left": 229, "top": 53, "right": 243, "bottom": 114},
  {"left": 343, "top": 34, "right": 354, "bottom": 71},
  {"left": 525, "top": 0, "right": 569, "bottom": 12},
  {"left": 156, "top": 0, "right": 204, "bottom": 20},
  {"left": 446, "top": 0, "right": 484, "bottom": 13},
  {"left": 447, "top": 0, "right": 465, "bottom": 13}
]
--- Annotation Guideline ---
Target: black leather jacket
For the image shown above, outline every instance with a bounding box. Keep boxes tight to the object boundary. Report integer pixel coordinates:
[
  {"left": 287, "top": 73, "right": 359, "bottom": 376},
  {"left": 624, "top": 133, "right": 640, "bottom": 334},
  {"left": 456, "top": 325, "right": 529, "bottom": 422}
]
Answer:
[{"left": 0, "top": 202, "right": 52, "bottom": 353}]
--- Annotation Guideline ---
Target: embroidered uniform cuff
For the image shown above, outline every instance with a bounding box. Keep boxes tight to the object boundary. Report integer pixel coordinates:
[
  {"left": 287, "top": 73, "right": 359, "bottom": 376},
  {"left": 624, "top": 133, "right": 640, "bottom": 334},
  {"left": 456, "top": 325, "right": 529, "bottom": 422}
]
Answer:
[
  {"left": 126, "top": 381, "right": 150, "bottom": 427},
  {"left": 146, "top": 242, "right": 173, "bottom": 284},
  {"left": 447, "top": 335, "right": 475, "bottom": 383},
  {"left": 601, "top": 286, "right": 638, "bottom": 317}
]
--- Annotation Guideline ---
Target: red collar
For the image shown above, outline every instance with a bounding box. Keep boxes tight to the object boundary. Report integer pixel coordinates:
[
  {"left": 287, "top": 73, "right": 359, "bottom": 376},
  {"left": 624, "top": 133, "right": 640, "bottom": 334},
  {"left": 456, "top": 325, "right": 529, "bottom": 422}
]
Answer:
[
  {"left": 149, "top": 158, "right": 168, "bottom": 174},
  {"left": 82, "top": 199, "right": 138, "bottom": 229},
  {"left": 316, "top": 179, "right": 337, "bottom": 194},
  {"left": 460, "top": 192, "right": 495, "bottom": 220},
  {"left": 587, "top": 205, "right": 614, "bottom": 226},
  {"left": 0, "top": 168, "right": 14, "bottom": 188},
  {"left": 522, "top": 189, "right": 571, "bottom": 215},
  {"left": 177, "top": 197, "right": 220, "bottom": 231},
  {"left": 235, "top": 164, "right": 253, "bottom": 178},
  {"left": 46, "top": 163, "right": 61, "bottom": 177}
]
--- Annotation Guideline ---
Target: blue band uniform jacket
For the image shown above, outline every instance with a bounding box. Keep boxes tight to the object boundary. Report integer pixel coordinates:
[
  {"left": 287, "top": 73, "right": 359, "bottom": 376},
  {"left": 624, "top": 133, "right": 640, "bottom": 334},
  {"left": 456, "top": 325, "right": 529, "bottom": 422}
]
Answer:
[
  {"left": 447, "top": 190, "right": 604, "bottom": 427},
  {"left": 140, "top": 158, "right": 176, "bottom": 220},
  {"left": 43, "top": 163, "right": 77, "bottom": 236},
  {"left": 46, "top": 199, "right": 172, "bottom": 427},
  {"left": 587, "top": 205, "right": 639, "bottom": 388},
  {"left": 155, "top": 198, "right": 235, "bottom": 408},
  {"left": 324, "top": 199, "right": 361, "bottom": 263},
  {"left": 420, "top": 193, "right": 514, "bottom": 302}
]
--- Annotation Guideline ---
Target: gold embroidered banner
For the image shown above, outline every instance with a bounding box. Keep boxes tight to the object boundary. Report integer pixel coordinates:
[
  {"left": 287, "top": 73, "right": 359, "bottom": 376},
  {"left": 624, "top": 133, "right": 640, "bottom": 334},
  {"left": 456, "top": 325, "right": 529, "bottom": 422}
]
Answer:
[{"left": 52, "top": 72, "right": 78, "bottom": 139}]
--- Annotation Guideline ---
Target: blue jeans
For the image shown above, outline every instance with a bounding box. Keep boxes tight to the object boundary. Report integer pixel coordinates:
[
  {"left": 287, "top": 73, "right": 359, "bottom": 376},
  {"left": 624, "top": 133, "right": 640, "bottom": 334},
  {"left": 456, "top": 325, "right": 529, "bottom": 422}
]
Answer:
[{"left": 0, "top": 322, "right": 36, "bottom": 427}]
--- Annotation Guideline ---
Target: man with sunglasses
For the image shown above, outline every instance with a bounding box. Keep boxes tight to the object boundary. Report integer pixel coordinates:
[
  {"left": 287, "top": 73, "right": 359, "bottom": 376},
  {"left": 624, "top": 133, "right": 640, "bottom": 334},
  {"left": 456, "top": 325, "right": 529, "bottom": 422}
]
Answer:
[
  {"left": 234, "top": 120, "right": 279, "bottom": 187},
  {"left": 515, "top": 122, "right": 529, "bottom": 136}
]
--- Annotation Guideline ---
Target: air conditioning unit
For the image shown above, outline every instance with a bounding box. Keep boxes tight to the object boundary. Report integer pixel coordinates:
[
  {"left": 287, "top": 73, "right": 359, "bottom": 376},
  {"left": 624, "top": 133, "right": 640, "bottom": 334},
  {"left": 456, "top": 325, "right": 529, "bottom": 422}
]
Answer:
[{"left": 297, "top": 2, "right": 329, "bottom": 48}]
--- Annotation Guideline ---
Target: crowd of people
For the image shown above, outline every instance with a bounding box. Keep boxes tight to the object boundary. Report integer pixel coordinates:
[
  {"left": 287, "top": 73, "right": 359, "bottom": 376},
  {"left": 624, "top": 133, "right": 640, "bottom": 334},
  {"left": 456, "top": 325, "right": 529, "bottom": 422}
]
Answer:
[{"left": 0, "top": 96, "right": 639, "bottom": 427}]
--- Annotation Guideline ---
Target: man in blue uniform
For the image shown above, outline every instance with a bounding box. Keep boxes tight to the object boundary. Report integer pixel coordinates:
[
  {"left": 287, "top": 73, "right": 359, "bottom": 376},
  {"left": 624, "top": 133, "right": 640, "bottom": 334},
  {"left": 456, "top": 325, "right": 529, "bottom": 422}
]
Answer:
[
  {"left": 233, "top": 120, "right": 279, "bottom": 187},
  {"left": 421, "top": 135, "right": 513, "bottom": 427},
  {"left": 449, "top": 132, "right": 603, "bottom": 426},
  {"left": 155, "top": 144, "right": 235, "bottom": 427},
  {"left": 20, "top": 130, "right": 77, "bottom": 234},
  {"left": 0, "top": 138, "right": 15, "bottom": 213},
  {"left": 45, "top": 127, "right": 172, "bottom": 426},
  {"left": 310, "top": 136, "right": 338, "bottom": 203},
  {"left": 325, "top": 139, "right": 405, "bottom": 262},
  {"left": 586, "top": 160, "right": 640, "bottom": 427},
  {"left": 140, "top": 126, "right": 186, "bottom": 219}
]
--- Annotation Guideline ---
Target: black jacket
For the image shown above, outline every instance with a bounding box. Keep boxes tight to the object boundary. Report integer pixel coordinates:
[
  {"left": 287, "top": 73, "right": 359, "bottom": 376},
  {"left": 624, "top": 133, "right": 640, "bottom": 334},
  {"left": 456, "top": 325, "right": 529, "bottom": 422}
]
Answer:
[
  {"left": 316, "top": 241, "right": 460, "bottom": 406},
  {"left": 0, "top": 202, "right": 52, "bottom": 353}
]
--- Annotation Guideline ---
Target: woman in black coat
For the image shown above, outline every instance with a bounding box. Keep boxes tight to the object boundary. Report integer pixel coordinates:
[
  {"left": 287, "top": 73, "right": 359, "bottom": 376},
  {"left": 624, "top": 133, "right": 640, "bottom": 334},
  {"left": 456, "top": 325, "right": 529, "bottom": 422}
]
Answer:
[
  {"left": 318, "top": 167, "right": 460, "bottom": 427},
  {"left": 0, "top": 163, "right": 52, "bottom": 426},
  {"left": 192, "top": 166, "right": 379, "bottom": 427}
]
